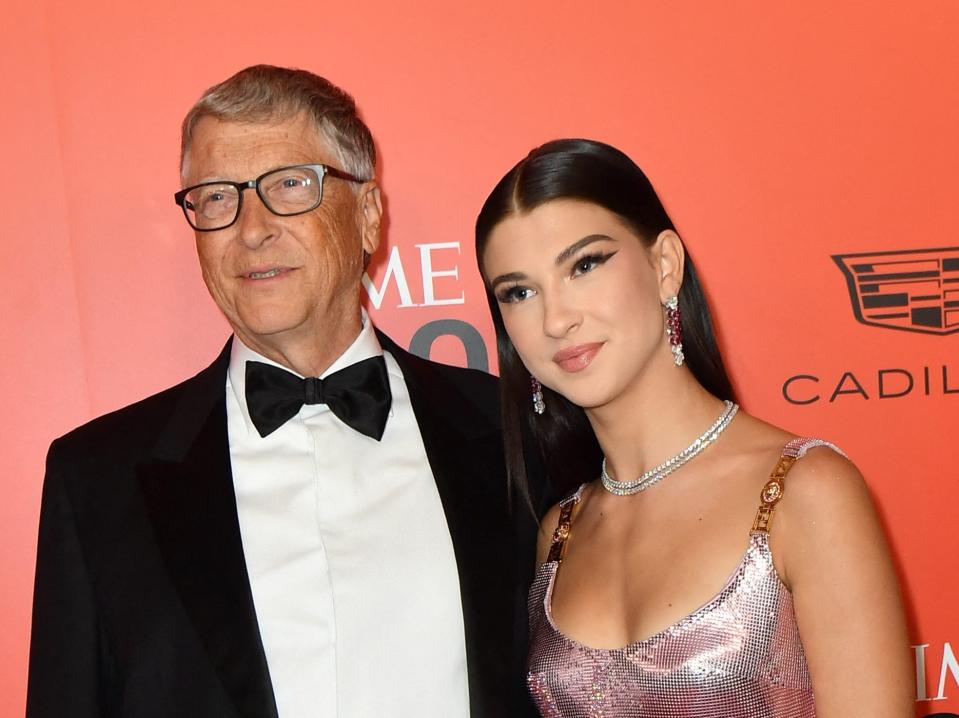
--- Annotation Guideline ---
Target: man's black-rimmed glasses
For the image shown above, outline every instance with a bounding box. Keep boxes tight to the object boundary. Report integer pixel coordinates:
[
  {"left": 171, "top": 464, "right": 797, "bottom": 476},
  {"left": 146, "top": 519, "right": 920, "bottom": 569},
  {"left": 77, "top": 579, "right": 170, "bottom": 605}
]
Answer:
[{"left": 173, "top": 163, "right": 367, "bottom": 232}]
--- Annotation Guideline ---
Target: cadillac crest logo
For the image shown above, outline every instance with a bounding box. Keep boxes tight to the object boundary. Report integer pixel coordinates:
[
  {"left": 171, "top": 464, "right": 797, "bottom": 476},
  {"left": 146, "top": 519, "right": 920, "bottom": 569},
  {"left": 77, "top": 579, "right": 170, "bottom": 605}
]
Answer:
[{"left": 833, "top": 247, "right": 959, "bottom": 335}]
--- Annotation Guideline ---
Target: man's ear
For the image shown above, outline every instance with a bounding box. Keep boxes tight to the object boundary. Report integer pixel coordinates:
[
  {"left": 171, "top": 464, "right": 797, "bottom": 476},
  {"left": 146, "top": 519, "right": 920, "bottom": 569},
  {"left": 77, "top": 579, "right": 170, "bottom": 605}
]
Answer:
[
  {"left": 653, "top": 230, "right": 686, "bottom": 301},
  {"left": 358, "top": 182, "right": 383, "bottom": 257}
]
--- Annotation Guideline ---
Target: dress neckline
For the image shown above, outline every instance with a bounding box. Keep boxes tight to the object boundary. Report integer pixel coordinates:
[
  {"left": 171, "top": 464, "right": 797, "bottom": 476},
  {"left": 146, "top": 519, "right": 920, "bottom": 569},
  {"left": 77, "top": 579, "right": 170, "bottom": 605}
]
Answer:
[
  {"left": 539, "top": 531, "right": 785, "bottom": 653},
  {"left": 537, "top": 438, "right": 840, "bottom": 653}
]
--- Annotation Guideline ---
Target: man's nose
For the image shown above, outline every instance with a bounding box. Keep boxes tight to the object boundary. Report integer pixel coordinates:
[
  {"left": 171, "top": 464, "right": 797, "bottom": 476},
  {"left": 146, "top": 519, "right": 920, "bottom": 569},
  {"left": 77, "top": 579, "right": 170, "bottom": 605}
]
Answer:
[{"left": 234, "top": 191, "right": 277, "bottom": 249}]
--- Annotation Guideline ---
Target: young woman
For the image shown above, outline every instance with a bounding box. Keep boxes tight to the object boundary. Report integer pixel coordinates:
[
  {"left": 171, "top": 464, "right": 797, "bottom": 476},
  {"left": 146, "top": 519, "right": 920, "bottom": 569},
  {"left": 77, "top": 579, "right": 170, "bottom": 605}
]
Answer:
[{"left": 475, "top": 139, "right": 912, "bottom": 717}]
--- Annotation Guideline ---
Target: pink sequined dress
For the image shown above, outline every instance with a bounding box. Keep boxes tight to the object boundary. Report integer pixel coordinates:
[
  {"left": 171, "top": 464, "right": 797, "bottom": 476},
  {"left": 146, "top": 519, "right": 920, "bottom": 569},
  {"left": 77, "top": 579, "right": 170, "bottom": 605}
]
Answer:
[{"left": 527, "top": 438, "right": 841, "bottom": 717}]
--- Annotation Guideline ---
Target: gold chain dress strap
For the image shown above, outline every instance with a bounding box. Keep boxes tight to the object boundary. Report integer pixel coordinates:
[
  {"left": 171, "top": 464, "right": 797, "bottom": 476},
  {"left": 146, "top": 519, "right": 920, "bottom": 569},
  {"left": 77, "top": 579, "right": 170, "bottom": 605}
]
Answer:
[
  {"left": 751, "top": 437, "right": 846, "bottom": 534},
  {"left": 751, "top": 453, "right": 797, "bottom": 534},
  {"left": 546, "top": 484, "right": 587, "bottom": 563}
]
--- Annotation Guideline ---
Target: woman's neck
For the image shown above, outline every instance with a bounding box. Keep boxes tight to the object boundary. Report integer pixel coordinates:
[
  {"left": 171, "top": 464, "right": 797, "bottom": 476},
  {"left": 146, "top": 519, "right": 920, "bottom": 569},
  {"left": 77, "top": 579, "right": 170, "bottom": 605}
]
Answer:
[{"left": 586, "top": 367, "right": 727, "bottom": 484}]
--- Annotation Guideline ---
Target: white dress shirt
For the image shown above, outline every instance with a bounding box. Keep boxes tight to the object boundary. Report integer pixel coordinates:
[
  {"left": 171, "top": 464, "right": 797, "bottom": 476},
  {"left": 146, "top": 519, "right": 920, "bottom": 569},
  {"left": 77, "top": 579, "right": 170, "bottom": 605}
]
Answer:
[{"left": 225, "top": 316, "right": 470, "bottom": 717}]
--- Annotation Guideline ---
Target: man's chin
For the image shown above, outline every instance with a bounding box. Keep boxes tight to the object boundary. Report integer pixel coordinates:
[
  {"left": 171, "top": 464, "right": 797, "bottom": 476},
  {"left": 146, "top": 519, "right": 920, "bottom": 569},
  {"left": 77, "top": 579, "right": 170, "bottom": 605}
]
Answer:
[
  {"left": 227, "top": 300, "right": 363, "bottom": 350},
  {"left": 229, "top": 315, "right": 305, "bottom": 345}
]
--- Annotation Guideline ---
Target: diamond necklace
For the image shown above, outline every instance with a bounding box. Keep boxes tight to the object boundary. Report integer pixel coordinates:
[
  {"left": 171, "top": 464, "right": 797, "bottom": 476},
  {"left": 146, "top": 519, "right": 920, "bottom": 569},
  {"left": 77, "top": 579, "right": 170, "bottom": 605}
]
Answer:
[{"left": 601, "top": 400, "right": 739, "bottom": 496}]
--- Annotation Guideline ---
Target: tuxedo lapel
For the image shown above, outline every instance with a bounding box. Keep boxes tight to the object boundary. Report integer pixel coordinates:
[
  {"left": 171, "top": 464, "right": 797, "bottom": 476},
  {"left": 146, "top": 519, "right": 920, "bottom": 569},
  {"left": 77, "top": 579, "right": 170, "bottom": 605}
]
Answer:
[
  {"left": 379, "top": 332, "right": 523, "bottom": 717},
  {"left": 137, "top": 340, "right": 278, "bottom": 718}
]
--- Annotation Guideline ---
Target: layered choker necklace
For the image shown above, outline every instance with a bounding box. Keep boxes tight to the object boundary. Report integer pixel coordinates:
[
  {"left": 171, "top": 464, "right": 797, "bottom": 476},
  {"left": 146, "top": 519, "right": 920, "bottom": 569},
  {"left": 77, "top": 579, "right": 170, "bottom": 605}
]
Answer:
[{"left": 600, "top": 400, "right": 739, "bottom": 496}]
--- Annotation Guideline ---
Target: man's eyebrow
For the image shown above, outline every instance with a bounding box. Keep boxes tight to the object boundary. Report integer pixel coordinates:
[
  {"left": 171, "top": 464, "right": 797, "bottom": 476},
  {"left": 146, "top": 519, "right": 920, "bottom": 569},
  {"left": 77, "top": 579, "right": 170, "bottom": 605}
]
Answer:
[
  {"left": 189, "top": 163, "right": 305, "bottom": 186},
  {"left": 488, "top": 271, "right": 526, "bottom": 290},
  {"left": 555, "top": 234, "right": 616, "bottom": 265}
]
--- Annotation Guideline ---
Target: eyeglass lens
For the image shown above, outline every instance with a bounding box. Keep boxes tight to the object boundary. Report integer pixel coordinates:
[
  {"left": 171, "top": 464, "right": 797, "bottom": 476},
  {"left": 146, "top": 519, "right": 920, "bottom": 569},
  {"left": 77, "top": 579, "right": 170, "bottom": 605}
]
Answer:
[{"left": 183, "top": 165, "right": 324, "bottom": 230}]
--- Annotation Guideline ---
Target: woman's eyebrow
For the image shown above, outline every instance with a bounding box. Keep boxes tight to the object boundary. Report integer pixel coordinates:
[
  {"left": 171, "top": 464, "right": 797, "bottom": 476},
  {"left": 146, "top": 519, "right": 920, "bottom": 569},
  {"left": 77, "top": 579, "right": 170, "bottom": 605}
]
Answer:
[{"left": 555, "top": 234, "right": 616, "bottom": 265}]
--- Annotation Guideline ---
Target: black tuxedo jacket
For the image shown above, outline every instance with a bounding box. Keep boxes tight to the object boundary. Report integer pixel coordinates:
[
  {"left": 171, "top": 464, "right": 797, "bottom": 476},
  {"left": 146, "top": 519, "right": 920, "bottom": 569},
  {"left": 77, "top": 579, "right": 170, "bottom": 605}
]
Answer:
[{"left": 27, "top": 333, "right": 541, "bottom": 718}]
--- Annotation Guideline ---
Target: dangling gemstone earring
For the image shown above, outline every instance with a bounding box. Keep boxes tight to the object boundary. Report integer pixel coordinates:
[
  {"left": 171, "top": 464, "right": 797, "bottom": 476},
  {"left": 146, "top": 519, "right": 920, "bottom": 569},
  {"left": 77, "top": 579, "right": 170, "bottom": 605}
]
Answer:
[
  {"left": 531, "top": 376, "right": 546, "bottom": 415},
  {"left": 664, "top": 296, "right": 685, "bottom": 366}
]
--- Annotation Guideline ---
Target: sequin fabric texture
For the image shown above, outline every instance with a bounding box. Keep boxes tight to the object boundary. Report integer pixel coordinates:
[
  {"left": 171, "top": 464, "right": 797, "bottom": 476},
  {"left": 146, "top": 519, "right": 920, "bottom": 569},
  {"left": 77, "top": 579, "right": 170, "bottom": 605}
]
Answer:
[{"left": 526, "top": 439, "right": 837, "bottom": 718}]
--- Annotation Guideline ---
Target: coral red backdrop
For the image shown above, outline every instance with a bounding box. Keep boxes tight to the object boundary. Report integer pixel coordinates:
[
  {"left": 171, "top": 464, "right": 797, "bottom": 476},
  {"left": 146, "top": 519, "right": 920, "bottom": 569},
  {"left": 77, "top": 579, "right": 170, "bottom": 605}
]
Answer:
[{"left": 2, "top": 2, "right": 956, "bottom": 714}]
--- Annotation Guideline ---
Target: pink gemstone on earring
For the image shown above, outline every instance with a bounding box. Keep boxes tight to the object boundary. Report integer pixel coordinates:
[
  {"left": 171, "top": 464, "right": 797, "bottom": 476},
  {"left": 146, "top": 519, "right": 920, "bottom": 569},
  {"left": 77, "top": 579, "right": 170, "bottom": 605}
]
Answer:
[{"left": 664, "top": 296, "right": 684, "bottom": 366}]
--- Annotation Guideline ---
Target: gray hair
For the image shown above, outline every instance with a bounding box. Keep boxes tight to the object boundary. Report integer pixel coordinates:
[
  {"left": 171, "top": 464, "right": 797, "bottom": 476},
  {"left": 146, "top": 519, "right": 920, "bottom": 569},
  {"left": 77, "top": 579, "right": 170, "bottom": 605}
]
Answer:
[{"left": 180, "top": 64, "right": 375, "bottom": 181}]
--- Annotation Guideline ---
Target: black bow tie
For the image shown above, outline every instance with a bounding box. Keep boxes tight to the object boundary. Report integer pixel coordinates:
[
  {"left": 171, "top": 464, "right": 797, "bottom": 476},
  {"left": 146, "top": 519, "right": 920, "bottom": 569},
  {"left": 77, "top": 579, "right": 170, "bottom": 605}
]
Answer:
[{"left": 245, "top": 357, "right": 392, "bottom": 440}]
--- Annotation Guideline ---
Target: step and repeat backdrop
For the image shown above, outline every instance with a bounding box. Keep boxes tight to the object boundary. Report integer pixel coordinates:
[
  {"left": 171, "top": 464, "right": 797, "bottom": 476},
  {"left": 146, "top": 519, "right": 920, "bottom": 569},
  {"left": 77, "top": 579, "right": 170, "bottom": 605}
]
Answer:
[{"left": 2, "top": 1, "right": 956, "bottom": 714}]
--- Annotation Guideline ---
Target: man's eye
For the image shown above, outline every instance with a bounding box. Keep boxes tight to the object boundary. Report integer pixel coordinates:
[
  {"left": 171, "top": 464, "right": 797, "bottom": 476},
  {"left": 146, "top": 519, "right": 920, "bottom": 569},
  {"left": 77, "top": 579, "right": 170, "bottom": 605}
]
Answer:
[
  {"left": 496, "top": 285, "right": 535, "bottom": 304},
  {"left": 197, "top": 188, "right": 232, "bottom": 205},
  {"left": 195, "top": 188, "right": 237, "bottom": 217},
  {"left": 266, "top": 174, "right": 314, "bottom": 201}
]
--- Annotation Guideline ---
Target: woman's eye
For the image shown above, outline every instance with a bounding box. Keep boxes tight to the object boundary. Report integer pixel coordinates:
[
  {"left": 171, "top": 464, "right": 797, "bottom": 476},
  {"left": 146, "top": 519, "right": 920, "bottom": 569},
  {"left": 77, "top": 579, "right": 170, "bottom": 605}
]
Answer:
[
  {"left": 572, "top": 251, "right": 616, "bottom": 276},
  {"left": 496, "top": 285, "right": 535, "bottom": 304}
]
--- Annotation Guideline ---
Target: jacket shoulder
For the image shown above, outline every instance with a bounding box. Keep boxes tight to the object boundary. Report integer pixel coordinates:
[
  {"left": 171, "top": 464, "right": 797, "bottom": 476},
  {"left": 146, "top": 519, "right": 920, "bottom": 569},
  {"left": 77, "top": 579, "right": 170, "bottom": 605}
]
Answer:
[
  {"left": 379, "top": 331, "right": 500, "bottom": 425},
  {"left": 415, "top": 353, "right": 498, "bottom": 394},
  {"left": 49, "top": 344, "right": 229, "bottom": 463}
]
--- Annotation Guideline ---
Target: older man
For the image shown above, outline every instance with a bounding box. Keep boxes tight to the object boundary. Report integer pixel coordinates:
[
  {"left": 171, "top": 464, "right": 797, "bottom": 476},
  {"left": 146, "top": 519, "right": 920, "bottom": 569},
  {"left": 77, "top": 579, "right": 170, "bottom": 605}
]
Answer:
[{"left": 27, "top": 65, "right": 540, "bottom": 718}]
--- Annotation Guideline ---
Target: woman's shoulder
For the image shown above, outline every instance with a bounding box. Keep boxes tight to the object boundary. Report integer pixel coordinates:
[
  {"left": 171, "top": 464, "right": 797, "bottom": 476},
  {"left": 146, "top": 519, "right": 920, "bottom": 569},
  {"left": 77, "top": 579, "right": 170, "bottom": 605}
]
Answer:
[
  {"left": 744, "top": 417, "right": 868, "bottom": 522},
  {"left": 730, "top": 412, "right": 863, "bottom": 502},
  {"left": 738, "top": 420, "right": 880, "bottom": 589},
  {"left": 775, "top": 439, "right": 872, "bottom": 548},
  {"left": 727, "top": 412, "right": 872, "bottom": 545}
]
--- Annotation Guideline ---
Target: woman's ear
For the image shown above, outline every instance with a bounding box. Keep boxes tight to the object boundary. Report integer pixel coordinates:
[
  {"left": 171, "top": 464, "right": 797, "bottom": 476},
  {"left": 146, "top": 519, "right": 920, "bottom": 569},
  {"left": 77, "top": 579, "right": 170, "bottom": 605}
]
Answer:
[{"left": 653, "top": 230, "right": 686, "bottom": 301}]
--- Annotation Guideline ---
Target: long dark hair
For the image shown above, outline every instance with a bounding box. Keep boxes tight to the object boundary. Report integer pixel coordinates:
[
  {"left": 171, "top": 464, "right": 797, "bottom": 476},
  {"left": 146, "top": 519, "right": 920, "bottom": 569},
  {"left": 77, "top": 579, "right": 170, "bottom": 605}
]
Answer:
[{"left": 475, "top": 139, "right": 736, "bottom": 508}]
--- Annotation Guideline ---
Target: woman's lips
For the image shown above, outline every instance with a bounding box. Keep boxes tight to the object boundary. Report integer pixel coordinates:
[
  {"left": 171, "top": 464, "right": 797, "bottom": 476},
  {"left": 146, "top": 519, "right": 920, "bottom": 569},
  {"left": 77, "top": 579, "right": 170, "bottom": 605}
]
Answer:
[{"left": 552, "top": 342, "right": 603, "bottom": 373}]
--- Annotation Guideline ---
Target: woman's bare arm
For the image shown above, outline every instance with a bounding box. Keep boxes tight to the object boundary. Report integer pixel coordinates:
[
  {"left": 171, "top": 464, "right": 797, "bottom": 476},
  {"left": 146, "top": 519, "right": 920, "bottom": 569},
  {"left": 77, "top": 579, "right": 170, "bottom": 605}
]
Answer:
[{"left": 774, "top": 448, "right": 913, "bottom": 717}]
